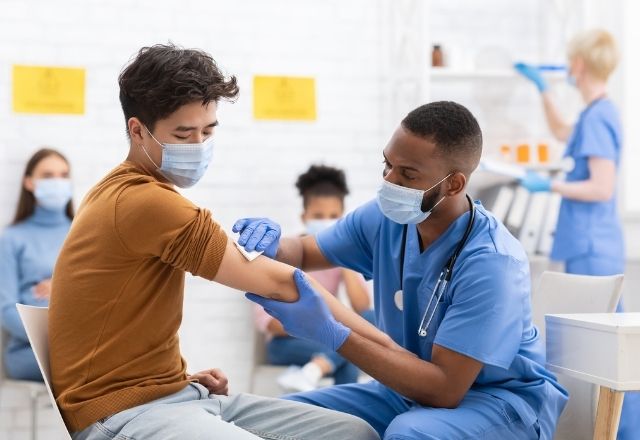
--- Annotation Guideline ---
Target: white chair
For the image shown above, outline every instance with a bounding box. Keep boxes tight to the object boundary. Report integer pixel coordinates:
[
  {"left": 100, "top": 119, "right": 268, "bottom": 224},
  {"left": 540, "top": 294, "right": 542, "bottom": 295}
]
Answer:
[
  {"left": 249, "top": 329, "right": 290, "bottom": 397},
  {"left": 15, "top": 304, "right": 71, "bottom": 439},
  {"left": 0, "top": 321, "right": 48, "bottom": 440},
  {"left": 531, "top": 271, "right": 624, "bottom": 440}
]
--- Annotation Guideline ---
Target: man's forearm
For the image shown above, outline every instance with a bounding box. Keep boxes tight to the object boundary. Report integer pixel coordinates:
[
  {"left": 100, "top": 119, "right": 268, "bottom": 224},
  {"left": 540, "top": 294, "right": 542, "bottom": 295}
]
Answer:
[
  {"left": 307, "top": 276, "right": 403, "bottom": 353},
  {"left": 338, "top": 332, "right": 455, "bottom": 407}
]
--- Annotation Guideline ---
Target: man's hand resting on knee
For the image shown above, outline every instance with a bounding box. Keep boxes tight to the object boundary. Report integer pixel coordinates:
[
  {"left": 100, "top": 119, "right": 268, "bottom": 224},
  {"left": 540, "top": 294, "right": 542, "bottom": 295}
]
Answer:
[{"left": 188, "top": 368, "right": 229, "bottom": 395}]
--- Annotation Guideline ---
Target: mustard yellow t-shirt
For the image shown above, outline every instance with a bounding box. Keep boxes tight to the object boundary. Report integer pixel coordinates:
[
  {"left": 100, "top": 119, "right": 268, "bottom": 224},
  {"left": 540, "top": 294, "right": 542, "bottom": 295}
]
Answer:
[{"left": 49, "top": 161, "right": 227, "bottom": 432}]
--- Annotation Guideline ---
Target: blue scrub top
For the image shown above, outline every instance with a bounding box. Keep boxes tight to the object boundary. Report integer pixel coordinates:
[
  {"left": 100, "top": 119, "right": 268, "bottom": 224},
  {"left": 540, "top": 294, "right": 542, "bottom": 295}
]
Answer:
[
  {"left": 551, "top": 98, "right": 624, "bottom": 262},
  {"left": 317, "top": 200, "right": 568, "bottom": 438}
]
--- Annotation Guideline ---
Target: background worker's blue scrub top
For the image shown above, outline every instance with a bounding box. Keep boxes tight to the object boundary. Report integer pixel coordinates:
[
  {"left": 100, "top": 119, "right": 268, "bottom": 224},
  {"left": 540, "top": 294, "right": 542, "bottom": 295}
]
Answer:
[
  {"left": 317, "top": 200, "right": 568, "bottom": 439},
  {"left": 551, "top": 98, "right": 624, "bottom": 265},
  {"left": 550, "top": 99, "right": 637, "bottom": 440}
]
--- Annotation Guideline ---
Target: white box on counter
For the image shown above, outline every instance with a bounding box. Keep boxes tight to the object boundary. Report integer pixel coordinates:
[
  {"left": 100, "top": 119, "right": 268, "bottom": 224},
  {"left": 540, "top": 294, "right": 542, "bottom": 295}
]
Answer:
[{"left": 545, "top": 313, "right": 640, "bottom": 391}]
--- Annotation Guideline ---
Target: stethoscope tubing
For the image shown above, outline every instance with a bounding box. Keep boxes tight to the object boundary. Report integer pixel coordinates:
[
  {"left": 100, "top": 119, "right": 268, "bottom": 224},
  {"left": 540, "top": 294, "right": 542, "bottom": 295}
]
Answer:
[{"left": 398, "top": 194, "right": 476, "bottom": 337}]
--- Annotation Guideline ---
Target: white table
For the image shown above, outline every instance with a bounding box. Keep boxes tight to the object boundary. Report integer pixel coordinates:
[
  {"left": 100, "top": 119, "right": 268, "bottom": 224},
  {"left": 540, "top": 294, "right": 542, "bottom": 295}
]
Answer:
[{"left": 546, "top": 313, "right": 640, "bottom": 440}]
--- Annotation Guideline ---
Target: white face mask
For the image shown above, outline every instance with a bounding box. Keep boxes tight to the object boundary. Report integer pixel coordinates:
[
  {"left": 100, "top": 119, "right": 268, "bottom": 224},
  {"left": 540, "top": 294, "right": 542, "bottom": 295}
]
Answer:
[
  {"left": 376, "top": 173, "right": 451, "bottom": 224},
  {"left": 305, "top": 219, "right": 337, "bottom": 235},
  {"left": 34, "top": 178, "right": 73, "bottom": 211},
  {"left": 141, "top": 126, "right": 214, "bottom": 188}
]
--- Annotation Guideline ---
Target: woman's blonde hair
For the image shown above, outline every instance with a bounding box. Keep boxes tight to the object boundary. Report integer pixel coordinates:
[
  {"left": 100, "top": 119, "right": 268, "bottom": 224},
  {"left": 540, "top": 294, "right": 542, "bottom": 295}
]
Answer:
[{"left": 567, "top": 29, "right": 619, "bottom": 81}]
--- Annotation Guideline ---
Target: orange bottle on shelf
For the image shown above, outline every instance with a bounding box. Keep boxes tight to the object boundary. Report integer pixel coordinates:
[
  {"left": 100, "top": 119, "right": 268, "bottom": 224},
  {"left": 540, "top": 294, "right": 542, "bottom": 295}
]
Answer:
[
  {"left": 431, "top": 45, "right": 444, "bottom": 67},
  {"left": 516, "top": 144, "right": 530, "bottom": 163},
  {"left": 500, "top": 144, "right": 512, "bottom": 162},
  {"left": 537, "top": 143, "right": 549, "bottom": 163}
]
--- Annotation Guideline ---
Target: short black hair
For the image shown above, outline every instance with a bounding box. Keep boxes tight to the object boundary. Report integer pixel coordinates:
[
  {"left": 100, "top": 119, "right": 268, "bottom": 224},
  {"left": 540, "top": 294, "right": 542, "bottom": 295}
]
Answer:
[
  {"left": 401, "top": 101, "right": 482, "bottom": 175},
  {"left": 118, "top": 43, "right": 239, "bottom": 134},
  {"left": 295, "top": 165, "right": 349, "bottom": 208}
]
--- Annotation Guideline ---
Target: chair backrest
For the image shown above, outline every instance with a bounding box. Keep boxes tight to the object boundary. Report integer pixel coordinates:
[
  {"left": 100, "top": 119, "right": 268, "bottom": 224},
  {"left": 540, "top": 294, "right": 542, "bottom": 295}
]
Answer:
[
  {"left": 16, "top": 304, "right": 71, "bottom": 439},
  {"left": 531, "top": 271, "right": 624, "bottom": 440},
  {"left": 531, "top": 271, "right": 623, "bottom": 345}
]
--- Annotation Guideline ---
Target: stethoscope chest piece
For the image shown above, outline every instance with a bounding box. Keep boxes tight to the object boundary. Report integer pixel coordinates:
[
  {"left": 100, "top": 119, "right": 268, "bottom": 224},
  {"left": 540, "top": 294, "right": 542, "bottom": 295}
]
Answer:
[{"left": 394, "top": 290, "right": 404, "bottom": 311}]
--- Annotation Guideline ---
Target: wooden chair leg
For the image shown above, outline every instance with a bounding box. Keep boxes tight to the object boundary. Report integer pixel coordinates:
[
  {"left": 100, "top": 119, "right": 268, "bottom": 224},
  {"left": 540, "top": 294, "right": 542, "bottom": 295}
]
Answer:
[{"left": 593, "top": 386, "right": 624, "bottom": 440}]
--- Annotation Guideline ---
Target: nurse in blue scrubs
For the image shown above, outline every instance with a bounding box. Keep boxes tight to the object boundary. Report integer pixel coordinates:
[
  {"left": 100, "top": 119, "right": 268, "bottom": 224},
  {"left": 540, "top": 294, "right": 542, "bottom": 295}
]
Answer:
[
  {"left": 516, "top": 30, "right": 636, "bottom": 440},
  {"left": 237, "top": 101, "right": 568, "bottom": 439}
]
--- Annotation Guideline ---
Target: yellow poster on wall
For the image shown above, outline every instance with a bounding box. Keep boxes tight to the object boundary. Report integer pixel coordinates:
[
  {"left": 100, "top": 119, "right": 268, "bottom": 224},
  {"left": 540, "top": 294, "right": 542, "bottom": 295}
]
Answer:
[
  {"left": 13, "top": 65, "right": 86, "bottom": 115},
  {"left": 253, "top": 76, "right": 316, "bottom": 121}
]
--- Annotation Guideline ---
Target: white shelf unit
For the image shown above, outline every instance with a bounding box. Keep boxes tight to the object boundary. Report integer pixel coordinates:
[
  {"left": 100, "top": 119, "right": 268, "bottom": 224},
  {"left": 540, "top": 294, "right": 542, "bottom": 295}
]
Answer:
[{"left": 429, "top": 68, "right": 567, "bottom": 81}]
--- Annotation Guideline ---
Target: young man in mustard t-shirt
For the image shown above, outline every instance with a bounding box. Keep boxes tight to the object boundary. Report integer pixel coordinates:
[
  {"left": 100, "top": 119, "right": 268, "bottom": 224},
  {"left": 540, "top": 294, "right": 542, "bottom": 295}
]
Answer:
[{"left": 49, "top": 44, "right": 392, "bottom": 440}]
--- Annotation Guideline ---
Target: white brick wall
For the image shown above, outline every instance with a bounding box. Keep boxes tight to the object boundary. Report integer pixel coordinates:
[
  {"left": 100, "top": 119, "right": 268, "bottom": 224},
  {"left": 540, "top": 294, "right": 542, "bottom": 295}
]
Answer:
[
  {"left": 0, "top": 0, "right": 399, "bottom": 437},
  {"left": 0, "top": 1, "right": 636, "bottom": 438}
]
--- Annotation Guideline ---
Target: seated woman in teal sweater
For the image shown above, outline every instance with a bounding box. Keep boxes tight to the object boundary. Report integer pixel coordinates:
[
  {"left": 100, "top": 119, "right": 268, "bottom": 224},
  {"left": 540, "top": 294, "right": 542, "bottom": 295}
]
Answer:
[{"left": 0, "top": 148, "right": 74, "bottom": 381}]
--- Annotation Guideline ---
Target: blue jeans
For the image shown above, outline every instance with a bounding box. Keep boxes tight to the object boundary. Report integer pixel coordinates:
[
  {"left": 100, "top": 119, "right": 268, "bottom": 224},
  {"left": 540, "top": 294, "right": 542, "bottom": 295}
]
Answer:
[
  {"left": 267, "top": 309, "right": 375, "bottom": 385},
  {"left": 3, "top": 344, "right": 43, "bottom": 381},
  {"left": 565, "top": 254, "right": 639, "bottom": 440},
  {"left": 73, "top": 383, "right": 379, "bottom": 440}
]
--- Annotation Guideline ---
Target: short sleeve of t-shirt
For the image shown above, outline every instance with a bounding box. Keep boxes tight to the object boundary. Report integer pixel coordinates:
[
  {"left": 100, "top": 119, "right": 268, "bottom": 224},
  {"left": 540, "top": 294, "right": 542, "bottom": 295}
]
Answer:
[
  {"left": 115, "top": 182, "right": 227, "bottom": 280},
  {"left": 434, "top": 253, "right": 527, "bottom": 369},
  {"left": 315, "top": 200, "right": 383, "bottom": 280},
  {"left": 574, "top": 103, "right": 619, "bottom": 162}
]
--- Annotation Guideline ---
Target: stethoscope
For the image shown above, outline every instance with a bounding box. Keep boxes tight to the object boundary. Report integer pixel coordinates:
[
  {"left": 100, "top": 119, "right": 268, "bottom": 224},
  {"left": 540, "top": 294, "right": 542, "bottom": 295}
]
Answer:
[{"left": 399, "top": 194, "right": 476, "bottom": 337}]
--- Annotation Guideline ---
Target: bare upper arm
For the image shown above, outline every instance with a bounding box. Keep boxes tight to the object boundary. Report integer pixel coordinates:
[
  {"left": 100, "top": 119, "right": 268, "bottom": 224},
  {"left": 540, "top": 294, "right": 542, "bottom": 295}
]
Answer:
[
  {"left": 431, "top": 344, "right": 484, "bottom": 407},
  {"left": 213, "top": 238, "right": 298, "bottom": 302}
]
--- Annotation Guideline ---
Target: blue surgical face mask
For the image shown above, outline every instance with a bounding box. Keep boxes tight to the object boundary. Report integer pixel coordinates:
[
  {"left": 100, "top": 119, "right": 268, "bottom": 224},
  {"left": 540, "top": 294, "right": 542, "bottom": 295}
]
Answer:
[
  {"left": 376, "top": 173, "right": 451, "bottom": 224},
  {"left": 141, "top": 126, "right": 214, "bottom": 188},
  {"left": 305, "top": 219, "right": 337, "bottom": 235},
  {"left": 34, "top": 178, "right": 72, "bottom": 211}
]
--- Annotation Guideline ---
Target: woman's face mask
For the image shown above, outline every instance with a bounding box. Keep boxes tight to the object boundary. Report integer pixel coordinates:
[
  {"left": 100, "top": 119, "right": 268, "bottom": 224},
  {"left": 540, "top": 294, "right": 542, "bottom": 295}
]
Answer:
[
  {"left": 141, "top": 126, "right": 214, "bottom": 188},
  {"left": 376, "top": 173, "right": 451, "bottom": 224},
  {"left": 305, "top": 219, "right": 337, "bottom": 236},
  {"left": 34, "top": 178, "right": 73, "bottom": 211}
]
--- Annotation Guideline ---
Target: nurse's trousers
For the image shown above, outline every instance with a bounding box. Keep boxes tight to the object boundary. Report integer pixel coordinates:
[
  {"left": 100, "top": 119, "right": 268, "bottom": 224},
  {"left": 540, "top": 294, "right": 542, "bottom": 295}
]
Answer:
[{"left": 287, "top": 381, "right": 539, "bottom": 440}]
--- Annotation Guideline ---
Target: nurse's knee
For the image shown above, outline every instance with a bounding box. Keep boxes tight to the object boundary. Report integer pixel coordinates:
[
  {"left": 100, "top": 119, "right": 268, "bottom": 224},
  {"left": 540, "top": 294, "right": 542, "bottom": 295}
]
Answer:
[{"left": 384, "top": 415, "right": 447, "bottom": 440}]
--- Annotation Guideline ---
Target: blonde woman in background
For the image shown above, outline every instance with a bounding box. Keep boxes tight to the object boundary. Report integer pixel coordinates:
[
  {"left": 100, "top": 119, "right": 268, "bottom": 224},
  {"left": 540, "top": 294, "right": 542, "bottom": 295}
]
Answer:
[{"left": 516, "top": 29, "right": 636, "bottom": 440}]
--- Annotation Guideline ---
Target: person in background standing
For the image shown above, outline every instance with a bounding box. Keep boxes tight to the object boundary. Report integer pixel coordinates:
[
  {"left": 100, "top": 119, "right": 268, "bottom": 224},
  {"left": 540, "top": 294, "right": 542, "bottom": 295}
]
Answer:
[{"left": 516, "top": 29, "right": 637, "bottom": 440}]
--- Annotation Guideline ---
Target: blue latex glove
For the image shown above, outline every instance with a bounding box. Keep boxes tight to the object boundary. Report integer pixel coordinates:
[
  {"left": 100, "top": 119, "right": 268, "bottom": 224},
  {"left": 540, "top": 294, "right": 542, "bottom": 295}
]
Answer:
[
  {"left": 246, "top": 269, "right": 352, "bottom": 351},
  {"left": 520, "top": 170, "right": 552, "bottom": 192},
  {"left": 514, "top": 62, "right": 548, "bottom": 93},
  {"left": 232, "top": 218, "right": 281, "bottom": 258}
]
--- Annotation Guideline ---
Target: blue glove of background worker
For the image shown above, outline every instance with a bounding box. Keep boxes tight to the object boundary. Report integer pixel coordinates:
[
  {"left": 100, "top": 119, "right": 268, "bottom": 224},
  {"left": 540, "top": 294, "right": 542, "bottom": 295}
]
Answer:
[
  {"left": 232, "top": 217, "right": 281, "bottom": 258},
  {"left": 514, "top": 62, "right": 548, "bottom": 93},
  {"left": 246, "top": 269, "right": 352, "bottom": 351},
  {"left": 520, "top": 170, "right": 552, "bottom": 192}
]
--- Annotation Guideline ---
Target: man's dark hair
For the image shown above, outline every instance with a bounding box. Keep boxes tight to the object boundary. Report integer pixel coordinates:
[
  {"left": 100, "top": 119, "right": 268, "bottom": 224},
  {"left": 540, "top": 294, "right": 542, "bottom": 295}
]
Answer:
[
  {"left": 118, "top": 43, "right": 239, "bottom": 134},
  {"left": 295, "top": 164, "right": 349, "bottom": 208},
  {"left": 401, "top": 101, "right": 482, "bottom": 175}
]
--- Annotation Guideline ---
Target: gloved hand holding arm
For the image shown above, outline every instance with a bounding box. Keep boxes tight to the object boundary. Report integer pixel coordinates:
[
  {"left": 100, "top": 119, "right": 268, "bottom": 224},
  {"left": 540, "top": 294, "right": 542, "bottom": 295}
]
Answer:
[
  {"left": 247, "top": 270, "right": 407, "bottom": 353},
  {"left": 249, "top": 270, "right": 479, "bottom": 409}
]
